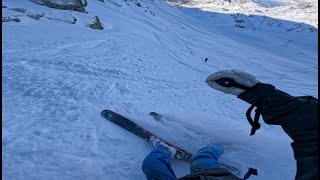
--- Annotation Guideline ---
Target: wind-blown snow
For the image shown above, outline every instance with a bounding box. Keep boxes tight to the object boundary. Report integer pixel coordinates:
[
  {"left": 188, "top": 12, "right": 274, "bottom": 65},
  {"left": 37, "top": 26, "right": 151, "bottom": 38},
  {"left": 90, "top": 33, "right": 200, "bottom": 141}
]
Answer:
[{"left": 2, "top": 0, "right": 318, "bottom": 179}]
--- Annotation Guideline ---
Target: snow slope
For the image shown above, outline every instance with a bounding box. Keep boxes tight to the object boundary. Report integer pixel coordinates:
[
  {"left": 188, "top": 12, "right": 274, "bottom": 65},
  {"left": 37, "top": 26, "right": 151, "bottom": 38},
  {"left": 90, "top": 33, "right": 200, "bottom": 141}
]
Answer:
[
  {"left": 2, "top": 0, "right": 318, "bottom": 179},
  {"left": 171, "top": 0, "right": 318, "bottom": 29}
]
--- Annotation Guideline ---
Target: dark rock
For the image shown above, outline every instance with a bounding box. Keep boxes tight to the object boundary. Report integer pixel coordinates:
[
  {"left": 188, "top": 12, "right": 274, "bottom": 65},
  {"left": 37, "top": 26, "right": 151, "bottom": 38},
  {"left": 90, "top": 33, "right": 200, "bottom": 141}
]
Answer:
[
  {"left": 2, "top": 17, "right": 20, "bottom": 22},
  {"left": 135, "top": 2, "right": 141, "bottom": 7},
  {"left": 88, "top": 16, "right": 103, "bottom": 30},
  {"left": 235, "top": 24, "right": 245, "bottom": 28},
  {"left": 29, "top": 0, "right": 87, "bottom": 12},
  {"left": 9, "top": 8, "right": 26, "bottom": 13},
  {"left": 27, "top": 13, "right": 45, "bottom": 20},
  {"left": 235, "top": 19, "right": 244, "bottom": 23}
]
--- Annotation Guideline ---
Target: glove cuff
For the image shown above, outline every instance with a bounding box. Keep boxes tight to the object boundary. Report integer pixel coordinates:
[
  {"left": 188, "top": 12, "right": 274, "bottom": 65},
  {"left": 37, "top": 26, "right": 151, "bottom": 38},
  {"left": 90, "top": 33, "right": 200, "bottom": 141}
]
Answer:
[{"left": 237, "top": 83, "right": 276, "bottom": 105}]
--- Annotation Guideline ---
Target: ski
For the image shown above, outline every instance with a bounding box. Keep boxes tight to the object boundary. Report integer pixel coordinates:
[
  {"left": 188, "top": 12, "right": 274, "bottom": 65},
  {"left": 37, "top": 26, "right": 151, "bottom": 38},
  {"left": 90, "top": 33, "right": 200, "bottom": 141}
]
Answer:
[{"left": 101, "top": 109, "right": 193, "bottom": 161}]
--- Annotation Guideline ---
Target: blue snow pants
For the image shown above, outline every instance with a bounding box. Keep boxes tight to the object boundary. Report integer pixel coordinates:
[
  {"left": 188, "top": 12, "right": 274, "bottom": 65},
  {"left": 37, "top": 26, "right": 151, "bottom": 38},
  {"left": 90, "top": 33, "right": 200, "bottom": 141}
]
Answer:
[{"left": 142, "top": 143, "right": 224, "bottom": 180}]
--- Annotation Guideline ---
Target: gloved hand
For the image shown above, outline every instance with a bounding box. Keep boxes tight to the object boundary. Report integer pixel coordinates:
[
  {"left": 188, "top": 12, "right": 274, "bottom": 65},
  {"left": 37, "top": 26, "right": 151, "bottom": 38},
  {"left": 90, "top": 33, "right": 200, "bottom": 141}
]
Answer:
[{"left": 205, "top": 69, "right": 259, "bottom": 96}]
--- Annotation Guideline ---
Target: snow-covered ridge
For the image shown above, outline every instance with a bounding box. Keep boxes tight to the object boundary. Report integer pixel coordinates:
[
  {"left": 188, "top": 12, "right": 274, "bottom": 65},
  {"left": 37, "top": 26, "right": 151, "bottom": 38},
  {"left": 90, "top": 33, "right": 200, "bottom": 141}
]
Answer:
[
  {"left": 2, "top": 0, "right": 317, "bottom": 32},
  {"left": 169, "top": 0, "right": 318, "bottom": 30},
  {"left": 170, "top": 0, "right": 316, "bottom": 7}
]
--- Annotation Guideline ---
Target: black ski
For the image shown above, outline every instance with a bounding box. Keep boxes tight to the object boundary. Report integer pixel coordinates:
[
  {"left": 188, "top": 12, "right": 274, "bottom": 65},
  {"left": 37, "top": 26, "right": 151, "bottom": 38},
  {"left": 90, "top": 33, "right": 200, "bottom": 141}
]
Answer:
[{"left": 101, "top": 109, "right": 193, "bottom": 161}]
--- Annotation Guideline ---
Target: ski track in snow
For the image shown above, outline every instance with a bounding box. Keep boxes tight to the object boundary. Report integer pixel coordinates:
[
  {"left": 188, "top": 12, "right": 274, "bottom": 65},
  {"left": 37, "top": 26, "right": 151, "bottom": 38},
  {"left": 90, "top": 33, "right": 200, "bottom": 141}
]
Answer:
[{"left": 2, "top": 0, "right": 318, "bottom": 179}]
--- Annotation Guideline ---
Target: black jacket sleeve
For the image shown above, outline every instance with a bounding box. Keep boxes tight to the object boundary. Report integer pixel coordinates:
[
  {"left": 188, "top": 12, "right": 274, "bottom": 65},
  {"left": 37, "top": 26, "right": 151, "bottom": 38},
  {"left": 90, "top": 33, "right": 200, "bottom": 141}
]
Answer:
[{"left": 238, "top": 83, "right": 318, "bottom": 180}]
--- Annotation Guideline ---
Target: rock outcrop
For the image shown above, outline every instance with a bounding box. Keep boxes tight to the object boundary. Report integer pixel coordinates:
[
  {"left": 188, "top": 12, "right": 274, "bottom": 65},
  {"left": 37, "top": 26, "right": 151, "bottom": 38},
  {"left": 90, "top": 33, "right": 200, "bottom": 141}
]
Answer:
[
  {"left": 29, "top": 0, "right": 87, "bottom": 12},
  {"left": 88, "top": 16, "right": 103, "bottom": 30}
]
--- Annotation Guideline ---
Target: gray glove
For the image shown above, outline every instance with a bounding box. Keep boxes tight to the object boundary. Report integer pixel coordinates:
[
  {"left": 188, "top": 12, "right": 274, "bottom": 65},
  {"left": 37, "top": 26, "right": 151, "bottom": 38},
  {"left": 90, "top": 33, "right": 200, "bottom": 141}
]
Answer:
[{"left": 205, "top": 69, "right": 259, "bottom": 96}]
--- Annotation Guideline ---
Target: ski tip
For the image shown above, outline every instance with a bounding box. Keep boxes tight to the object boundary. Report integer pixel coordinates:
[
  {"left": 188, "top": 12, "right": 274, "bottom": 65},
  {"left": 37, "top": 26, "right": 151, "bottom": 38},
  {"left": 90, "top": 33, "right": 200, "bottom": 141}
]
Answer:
[
  {"left": 101, "top": 109, "right": 108, "bottom": 113},
  {"left": 101, "top": 109, "right": 114, "bottom": 116}
]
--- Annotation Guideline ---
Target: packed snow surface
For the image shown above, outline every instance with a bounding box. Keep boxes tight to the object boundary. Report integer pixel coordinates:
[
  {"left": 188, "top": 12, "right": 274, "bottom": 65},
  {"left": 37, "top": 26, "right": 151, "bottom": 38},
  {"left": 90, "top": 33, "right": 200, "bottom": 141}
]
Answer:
[{"left": 2, "top": 0, "right": 318, "bottom": 179}]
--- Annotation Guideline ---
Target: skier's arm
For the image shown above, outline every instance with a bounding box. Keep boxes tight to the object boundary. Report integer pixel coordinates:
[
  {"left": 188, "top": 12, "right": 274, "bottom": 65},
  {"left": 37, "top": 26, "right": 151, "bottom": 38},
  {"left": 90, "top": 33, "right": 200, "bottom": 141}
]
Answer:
[
  {"left": 238, "top": 82, "right": 318, "bottom": 179},
  {"left": 205, "top": 70, "right": 318, "bottom": 180}
]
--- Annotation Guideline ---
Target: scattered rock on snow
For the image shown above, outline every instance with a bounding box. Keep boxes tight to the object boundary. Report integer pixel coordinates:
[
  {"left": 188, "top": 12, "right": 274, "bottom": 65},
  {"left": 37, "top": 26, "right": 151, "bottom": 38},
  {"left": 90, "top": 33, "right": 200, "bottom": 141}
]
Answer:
[
  {"left": 296, "top": 3, "right": 314, "bottom": 9},
  {"left": 2, "top": 17, "right": 20, "bottom": 22},
  {"left": 88, "top": 16, "right": 103, "bottom": 30},
  {"left": 135, "top": 2, "right": 142, "bottom": 7},
  {"left": 9, "top": 8, "right": 26, "bottom": 13},
  {"left": 235, "top": 19, "right": 244, "bottom": 23},
  {"left": 27, "top": 13, "right": 45, "bottom": 20},
  {"left": 235, "top": 24, "right": 245, "bottom": 28},
  {"left": 29, "top": 0, "right": 88, "bottom": 12}
]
